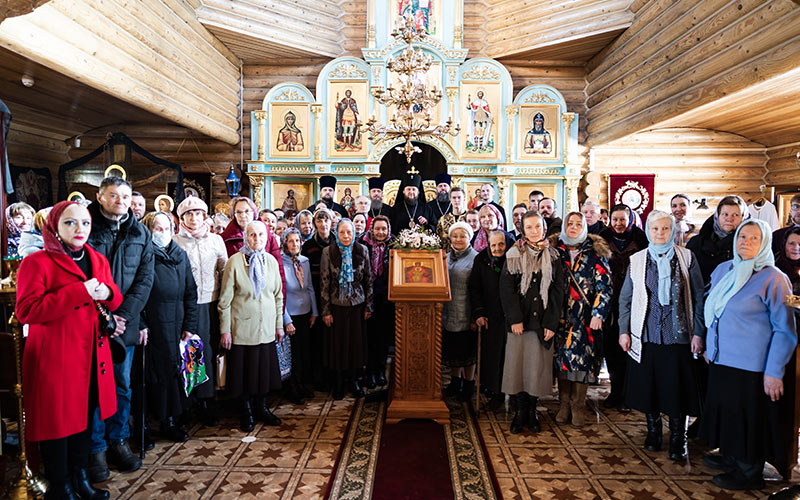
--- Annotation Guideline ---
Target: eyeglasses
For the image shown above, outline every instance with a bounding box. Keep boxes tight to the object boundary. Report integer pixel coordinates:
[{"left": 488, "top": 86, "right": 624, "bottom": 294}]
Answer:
[{"left": 235, "top": 210, "right": 253, "bottom": 216}]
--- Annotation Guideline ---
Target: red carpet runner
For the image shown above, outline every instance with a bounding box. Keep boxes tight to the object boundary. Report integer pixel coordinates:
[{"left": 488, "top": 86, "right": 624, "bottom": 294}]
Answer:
[{"left": 372, "top": 419, "right": 454, "bottom": 499}]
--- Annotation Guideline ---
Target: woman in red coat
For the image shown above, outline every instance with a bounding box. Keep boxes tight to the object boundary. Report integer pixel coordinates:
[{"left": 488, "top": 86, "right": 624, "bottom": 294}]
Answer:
[{"left": 17, "top": 201, "right": 122, "bottom": 500}]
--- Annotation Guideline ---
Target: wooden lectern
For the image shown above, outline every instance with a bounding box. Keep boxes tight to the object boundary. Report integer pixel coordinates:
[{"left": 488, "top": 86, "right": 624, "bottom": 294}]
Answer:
[{"left": 386, "top": 249, "right": 451, "bottom": 425}]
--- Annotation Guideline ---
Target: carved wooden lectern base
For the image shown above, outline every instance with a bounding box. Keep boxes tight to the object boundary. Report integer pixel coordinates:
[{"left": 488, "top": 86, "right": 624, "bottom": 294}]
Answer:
[{"left": 386, "top": 302, "right": 450, "bottom": 425}]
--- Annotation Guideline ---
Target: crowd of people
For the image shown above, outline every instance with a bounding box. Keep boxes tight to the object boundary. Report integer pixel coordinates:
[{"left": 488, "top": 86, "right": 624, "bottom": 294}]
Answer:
[{"left": 10, "top": 172, "right": 800, "bottom": 498}]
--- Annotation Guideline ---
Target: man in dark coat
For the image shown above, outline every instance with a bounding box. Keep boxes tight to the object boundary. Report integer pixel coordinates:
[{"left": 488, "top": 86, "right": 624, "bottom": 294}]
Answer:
[
  {"left": 391, "top": 168, "right": 433, "bottom": 231},
  {"left": 86, "top": 176, "right": 154, "bottom": 481},
  {"left": 475, "top": 182, "right": 508, "bottom": 230},
  {"left": 367, "top": 177, "right": 393, "bottom": 226},
  {"left": 427, "top": 172, "right": 453, "bottom": 229},
  {"left": 307, "top": 175, "right": 349, "bottom": 218},
  {"left": 141, "top": 216, "right": 198, "bottom": 443}
]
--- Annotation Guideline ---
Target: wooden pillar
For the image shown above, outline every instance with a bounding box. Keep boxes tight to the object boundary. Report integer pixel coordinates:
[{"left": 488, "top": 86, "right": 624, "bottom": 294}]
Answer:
[
  {"left": 248, "top": 174, "right": 264, "bottom": 211},
  {"left": 565, "top": 177, "right": 580, "bottom": 212},
  {"left": 254, "top": 110, "right": 267, "bottom": 162},
  {"left": 561, "top": 112, "right": 576, "bottom": 161}
]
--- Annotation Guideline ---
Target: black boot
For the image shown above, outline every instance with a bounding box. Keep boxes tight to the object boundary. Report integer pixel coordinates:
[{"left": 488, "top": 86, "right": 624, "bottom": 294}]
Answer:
[
  {"left": 333, "top": 372, "right": 345, "bottom": 400},
  {"left": 445, "top": 376, "right": 462, "bottom": 397},
  {"left": 240, "top": 397, "right": 255, "bottom": 433},
  {"left": 712, "top": 460, "right": 765, "bottom": 491},
  {"left": 107, "top": 440, "right": 141, "bottom": 473},
  {"left": 87, "top": 451, "right": 110, "bottom": 483},
  {"left": 71, "top": 468, "right": 110, "bottom": 500},
  {"left": 510, "top": 393, "right": 529, "bottom": 434},
  {"left": 644, "top": 413, "right": 662, "bottom": 452},
  {"left": 668, "top": 415, "right": 687, "bottom": 461},
  {"left": 131, "top": 423, "right": 155, "bottom": 452},
  {"left": 45, "top": 482, "right": 79, "bottom": 500},
  {"left": 160, "top": 417, "right": 189, "bottom": 443},
  {"left": 375, "top": 370, "right": 387, "bottom": 387},
  {"left": 364, "top": 373, "right": 377, "bottom": 390},
  {"left": 255, "top": 396, "right": 281, "bottom": 426},
  {"left": 351, "top": 376, "right": 365, "bottom": 398},
  {"left": 284, "top": 381, "right": 305, "bottom": 405},
  {"left": 198, "top": 399, "right": 219, "bottom": 427},
  {"left": 528, "top": 396, "right": 541, "bottom": 432},
  {"left": 459, "top": 379, "right": 475, "bottom": 403}
]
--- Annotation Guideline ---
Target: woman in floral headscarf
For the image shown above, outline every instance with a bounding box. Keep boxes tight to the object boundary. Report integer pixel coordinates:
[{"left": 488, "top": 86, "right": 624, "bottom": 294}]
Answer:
[
  {"left": 472, "top": 203, "right": 514, "bottom": 253},
  {"left": 320, "top": 219, "right": 373, "bottom": 399},
  {"left": 360, "top": 215, "right": 393, "bottom": 388}
]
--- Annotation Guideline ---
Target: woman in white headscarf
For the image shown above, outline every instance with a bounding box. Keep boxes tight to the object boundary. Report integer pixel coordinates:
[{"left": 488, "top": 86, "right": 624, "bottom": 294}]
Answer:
[
  {"left": 618, "top": 210, "right": 705, "bottom": 462},
  {"left": 551, "top": 211, "right": 612, "bottom": 428},
  {"left": 500, "top": 211, "right": 564, "bottom": 434},
  {"left": 699, "top": 219, "right": 796, "bottom": 491},
  {"left": 218, "top": 221, "right": 284, "bottom": 432}
]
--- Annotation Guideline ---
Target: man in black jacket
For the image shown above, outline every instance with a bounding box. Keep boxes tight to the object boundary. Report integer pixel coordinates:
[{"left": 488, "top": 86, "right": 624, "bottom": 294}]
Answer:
[{"left": 86, "top": 177, "right": 154, "bottom": 482}]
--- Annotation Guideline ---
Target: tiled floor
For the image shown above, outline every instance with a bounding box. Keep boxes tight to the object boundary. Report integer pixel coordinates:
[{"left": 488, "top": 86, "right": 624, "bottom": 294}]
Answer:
[
  {"left": 98, "top": 395, "right": 354, "bottom": 499},
  {"left": 479, "top": 387, "right": 789, "bottom": 500}
]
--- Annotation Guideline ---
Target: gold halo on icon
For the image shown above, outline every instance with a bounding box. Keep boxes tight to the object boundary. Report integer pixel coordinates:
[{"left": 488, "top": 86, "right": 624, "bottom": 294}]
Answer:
[
  {"left": 67, "top": 191, "right": 86, "bottom": 202},
  {"left": 104, "top": 164, "right": 127, "bottom": 180}
]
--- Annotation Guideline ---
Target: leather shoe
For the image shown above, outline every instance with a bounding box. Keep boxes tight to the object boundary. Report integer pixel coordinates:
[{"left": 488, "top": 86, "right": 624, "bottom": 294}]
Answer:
[
  {"left": 160, "top": 418, "right": 189, "bottom": 443},
  {"left": 107, "top": 440, "right": 141, "bottom": 473},
  {"left": 375, "top": 372, "right": 387, "bottom": 387},
  {"left": 45, "top": 482, "right": 79, "bottom": 500},
  {"left": 364, "top": 374, "right": 377, "bottom": 390},
  {"left": 352, "top": 380, "right": 365, "bottom": 398},
  {"left": 702, "top": 454, "right": 737, "bottom": 472},
  {"left": 87, "top": 451, "right": 110, "bottom": 483},
  {"left": 255, "top": 397, "right": 282, "bottom": 426},
  {"left": 712, "top": 470, "right": 765, "bottom": 491},
  {"left": 71, "top": 468, "right": 110, "bottom": 500},
  {"left": 131, "top": 427, "right": 155, "bottom": 452},
  {"left": 240, "top": 398, "right": 255, "bottom": 433}
]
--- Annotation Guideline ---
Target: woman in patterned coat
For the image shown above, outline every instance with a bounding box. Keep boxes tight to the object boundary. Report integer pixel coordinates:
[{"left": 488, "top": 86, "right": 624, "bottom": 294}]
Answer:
[{"left": 552, "top": 212, "right": 612, "bottom": 427}]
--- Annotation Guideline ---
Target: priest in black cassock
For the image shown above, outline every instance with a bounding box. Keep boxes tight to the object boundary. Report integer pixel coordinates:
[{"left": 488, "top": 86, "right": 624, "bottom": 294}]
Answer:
[
  {"left": 391, "top": 168, "right": 433, "bottom": 231},
  {"left": 426, "top": 173, "right": 452, "bottom": 229},
  {"left": 366, "top": 177, "right": 393, "bottom": 228},
  {"left": 307, "top": 175, "right": 349, "bottom": 218}
]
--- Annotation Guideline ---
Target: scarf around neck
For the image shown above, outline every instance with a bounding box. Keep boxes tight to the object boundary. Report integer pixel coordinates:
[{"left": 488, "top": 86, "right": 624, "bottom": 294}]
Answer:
[
  {"left": 704, "top": 219, "right": 774, "bottom": 327},
  {"left": 362, "top": 226, "right": 392, "bottom": 278},
  {"left": 179, "top": 219, "right": 209, "bottom": 239},
  {"left": 645, "top": 214, "right": 678, "bottom": 306},
  {"left": 240, "top": 242, "right": 269, "bottom": 298},
  {"left": 506, "top": 239, "right": 554, "bottom": 308},
  {"left": 473, "top": 204, "right": 504, "bottom": 252},
  {"left": 335, "top": 219, "right": 356, "bottom": 297}
]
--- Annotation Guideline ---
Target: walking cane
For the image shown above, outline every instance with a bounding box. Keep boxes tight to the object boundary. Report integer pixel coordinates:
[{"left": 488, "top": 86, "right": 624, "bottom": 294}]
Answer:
[
  {"left": 139, "top": 344, "right": 146, "bottom": 460},
  {"left": 475, "top": 323, "right": 482, "bottom": 417}
]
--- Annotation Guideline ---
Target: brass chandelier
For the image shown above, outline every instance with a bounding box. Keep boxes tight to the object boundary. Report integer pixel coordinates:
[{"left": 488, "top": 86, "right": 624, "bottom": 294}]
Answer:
[{"left": 360, "top": 15, "right": 460, "bottom": 164}]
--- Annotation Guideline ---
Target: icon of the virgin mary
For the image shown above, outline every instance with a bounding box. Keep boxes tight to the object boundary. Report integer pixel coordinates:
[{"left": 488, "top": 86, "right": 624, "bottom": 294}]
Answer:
[{"left": 276, "top": 111, "right": 304, "bottom": 152}]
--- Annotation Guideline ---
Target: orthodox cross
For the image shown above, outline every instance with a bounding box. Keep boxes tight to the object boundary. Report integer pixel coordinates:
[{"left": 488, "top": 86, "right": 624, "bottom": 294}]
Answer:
[{"left": 407, "top": 165, "right": 420, "bottom": 175}]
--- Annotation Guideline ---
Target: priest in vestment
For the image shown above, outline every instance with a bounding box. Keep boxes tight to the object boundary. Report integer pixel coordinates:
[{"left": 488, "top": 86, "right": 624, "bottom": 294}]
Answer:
[{"left": 391, "top": 169, "right": 433, "bottom": 232}]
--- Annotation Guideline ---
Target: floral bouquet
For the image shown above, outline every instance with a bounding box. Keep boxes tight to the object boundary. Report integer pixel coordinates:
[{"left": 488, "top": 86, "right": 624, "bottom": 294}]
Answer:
[{"left": 390, "top": 225, "right": 441, "bottom": 251}]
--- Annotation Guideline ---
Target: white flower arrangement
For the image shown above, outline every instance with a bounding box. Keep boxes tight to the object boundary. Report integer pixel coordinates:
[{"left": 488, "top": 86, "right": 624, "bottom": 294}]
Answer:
[{"left": 390, "top": 226, "right": 441, "bottom": 251}]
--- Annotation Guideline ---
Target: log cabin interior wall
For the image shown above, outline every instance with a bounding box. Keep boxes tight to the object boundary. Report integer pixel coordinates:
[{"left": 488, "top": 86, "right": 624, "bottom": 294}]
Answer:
[{"left": 587, "top": 128, "right": 769, "bottom": 219}]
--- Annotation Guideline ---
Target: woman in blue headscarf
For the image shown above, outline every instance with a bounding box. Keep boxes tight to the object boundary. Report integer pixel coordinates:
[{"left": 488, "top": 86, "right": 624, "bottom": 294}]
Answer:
[
  {"left": 618, "top": 210, "right": 705, "bottom": 461},
  {"left": 320, "top": 218, "right": 373, "bottom": 400},
  {"left": 699, "top": 219, "right": 796, "bottom": 491}
]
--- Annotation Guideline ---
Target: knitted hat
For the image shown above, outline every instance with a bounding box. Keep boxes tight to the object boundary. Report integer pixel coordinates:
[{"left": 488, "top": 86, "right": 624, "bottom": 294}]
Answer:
[
  {"left": 448, "top": 221, "right": 474, "bottom": 241},
  {"left": 177, "top": 196, "right": 209, "bottom": 218}
]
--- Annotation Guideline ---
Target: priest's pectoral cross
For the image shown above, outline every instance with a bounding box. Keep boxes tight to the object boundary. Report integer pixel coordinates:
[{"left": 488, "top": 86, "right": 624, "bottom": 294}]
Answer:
[{"left": 407, "top": 166, "right": 420, "bottom": 175}]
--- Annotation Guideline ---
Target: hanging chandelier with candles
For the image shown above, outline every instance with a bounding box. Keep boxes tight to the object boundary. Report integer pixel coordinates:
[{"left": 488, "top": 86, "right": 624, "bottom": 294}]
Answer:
[{"left": 360, "top": 14, "right": 460, "bottom": 164}]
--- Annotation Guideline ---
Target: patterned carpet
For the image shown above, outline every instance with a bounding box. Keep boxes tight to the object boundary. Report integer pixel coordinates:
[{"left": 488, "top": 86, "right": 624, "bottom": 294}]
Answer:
[
  {"left": 94, "top": 395, "right": 356, "bottom": 499},
  {"left": 479, "top": 385, "right": 790, "bottom": 500}
]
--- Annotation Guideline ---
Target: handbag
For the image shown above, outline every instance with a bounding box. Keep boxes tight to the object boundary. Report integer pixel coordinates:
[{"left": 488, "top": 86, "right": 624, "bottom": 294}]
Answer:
[
  {"left": 95, "top": 301, "right": 116, "bottom": 336},
  {"left": 275, "top": 335, "right": 292, "bottom": 381}
]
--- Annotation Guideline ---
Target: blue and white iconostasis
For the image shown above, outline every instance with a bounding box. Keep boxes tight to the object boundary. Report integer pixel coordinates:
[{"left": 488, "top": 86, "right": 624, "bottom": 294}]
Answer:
[{"left": 248, "top": 0, "right": 581, "bottom": 218}]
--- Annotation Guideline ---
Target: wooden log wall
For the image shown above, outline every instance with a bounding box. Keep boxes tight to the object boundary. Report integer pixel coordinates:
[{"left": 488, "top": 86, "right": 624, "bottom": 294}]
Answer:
[
  {"left": 587, "top": 128, "right": 768, "bottom": 217},
  {"left": 6, "top": 129, "right": 71, "bottom": 170},
  {"left": 585, "top": 0, "right": 800, "bottom": 147},
  {"left": 766, "top": 145, "right": 800, "bottom": 188},
  {"left": 0, "top": 0, "right": 242, "bottom": 145},
  {"left": 483, "top": 0, "right": 634, "bottom": 59}
]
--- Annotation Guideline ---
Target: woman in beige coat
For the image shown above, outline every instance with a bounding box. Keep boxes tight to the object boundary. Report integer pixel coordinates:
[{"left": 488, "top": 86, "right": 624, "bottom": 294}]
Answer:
[{"left": 219, "top": 221, "right": 284, "bottom": 432}]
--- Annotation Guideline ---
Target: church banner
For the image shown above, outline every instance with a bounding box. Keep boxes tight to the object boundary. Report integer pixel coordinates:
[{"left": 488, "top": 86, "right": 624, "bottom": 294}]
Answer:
[{"left": 608, "top": 174, "right": 656, "bottom": 220}]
